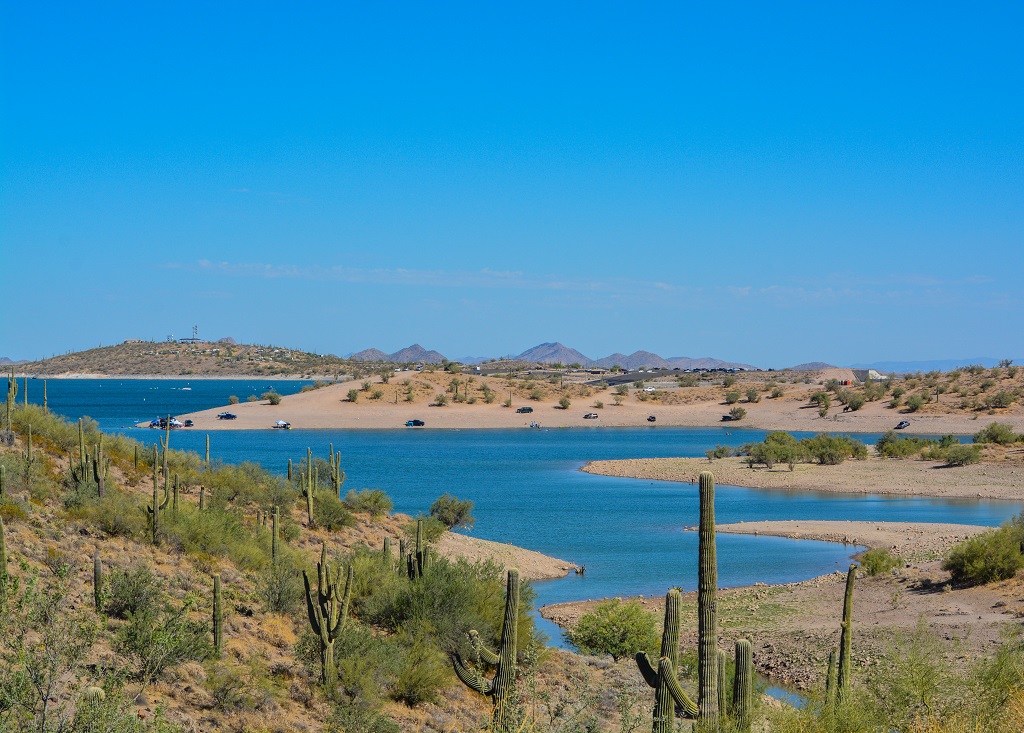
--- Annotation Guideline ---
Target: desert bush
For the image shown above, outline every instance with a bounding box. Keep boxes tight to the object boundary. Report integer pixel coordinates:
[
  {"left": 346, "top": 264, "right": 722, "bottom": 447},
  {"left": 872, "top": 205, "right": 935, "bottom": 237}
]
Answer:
[
  {"left": 943, "top": 518, "right": 1024, "bottom": 585},
  {"left": 228, "top": 395, "right": 239, "bottom": 405},
  {"left": 71, "top": 488, "right": 148, "bottom": 538},
  {"left": 905, "top": 394, "right": 926, "bottom": 412},
  {"left": 593, "top": 400, "right": 603, "bottom": 409},
  {"left": 315, "top": 493, "right": 354, "bottom": 531},
  {"left": 770, "top": 386, "right": 784, "bottom": 399},
  {"left": 876, "top": 431, "right": 935, "bottom": 459},
  {"left": 801, "top": 434, "right": 868, "bottom": 465},
  {"left": 106, "top": 565, "right": 162, "bottom": 619},
  {"left": 391, "top": 627, "right": 450, "bottom": 706},
  {"left": 163, "top": 506, "right": 269, "bottom": 570},
  {"left": 984, "top": 391, "right": 1015, "bottom": 409},
  {"left": 558, "top": 396, "right": 571, "bottom": 409},
  {"left": 370, "top": 389, "right": 384, "bottom": 400},
  {"left": 261, "top": 391, "right": 282, "bottom": 405},
  {"left": 846, "top": 393, "right": 866, "bottom": 411},
  {"left": 724, "top": 390, "right": 741, "bottom": 405},
  {"left": 941, "top": 444, "right": 982, "bottom": 466},
  {"left": 347, "top": 389, "right": 359, "bottom": 403},
  {"left": 678, "top": 374, "right": 698, "bottom": 387},
  {"left": 746, "top": 387, "right": 760, "bottom": 403},
  {"left": 974, "top": 422, "right": 1021, "bottom": 445},
  {"left": 705, "top": 445, "right": 733, "bottom": 460},
  {"left": 722, "top": 375, "right": 737, "bottom": 387},
  {"left": 246, "top": 395, "right": 259, "bottom": 402},
  {"left": 860, "top": 548, "right": 901, "bottom": 576},
  {"left": 567, "top": 599, "right": 658, "bottom": 661},
  {"left": 429, "top": 493, "right": 475, "bottom": 530},
  {"left": 809, "top": 391, "right": 831, "bottom": 409},
  {"left": 328, "top": 702, "right": 400, "bottom": 733},
  {"left": 729, "top": 406, "right": 747, "bottom": 421},
  {"left": 254, "top": 552, "right": 305, "bottom": 615},
  {"left": 433, "top": 393, "right": 448, "bottom": 406},
  {"left": 344, "top": 488, "right": 393, "bottom": 517},
  {"left": 116, "top": 602, "right": 213, "bottom": 686}
]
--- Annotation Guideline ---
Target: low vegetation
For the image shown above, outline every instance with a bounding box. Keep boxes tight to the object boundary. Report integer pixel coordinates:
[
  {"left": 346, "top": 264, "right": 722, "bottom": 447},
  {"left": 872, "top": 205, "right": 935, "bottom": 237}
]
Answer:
[{"left": 943, "top": 513, "right": 1024, "bottom": 585}]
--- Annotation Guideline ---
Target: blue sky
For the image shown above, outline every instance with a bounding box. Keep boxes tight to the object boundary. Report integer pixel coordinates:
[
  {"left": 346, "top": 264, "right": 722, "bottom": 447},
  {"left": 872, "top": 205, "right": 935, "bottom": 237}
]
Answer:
[{"left": 2, "top": 2, "right": 1022, "bottom": 367}]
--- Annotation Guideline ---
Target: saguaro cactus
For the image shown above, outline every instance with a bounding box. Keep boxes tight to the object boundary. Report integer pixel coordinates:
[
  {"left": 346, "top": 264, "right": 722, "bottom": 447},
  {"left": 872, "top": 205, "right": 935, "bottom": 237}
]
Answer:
[
  {"left": 406, "top": 519, "right": 431, "bottom": 579},
  {"left": 1, "top": 465, "right": 6, "bottom": 498},
  {"left": 328, "top": 445, "right": 345, "bottom": 495},
  {"left": 302, "top": 544, "right": 353, "bottom": 690},
  {"left": 42, "top": 380, "right": 47, "bottom": 414},
  {"left": 93, "top": 437, "right": 108, "bottom": 497},
  {"left": 836, "top": 563, "right": 856, "bottom": 701},
  {"left": 733, "top": 639, "right": 753, "bottom": 732},
  {"left": 636, "top": 589, "right": 699, "bottom": 732},
  {"left": 271, "top": 507, "right": 280, "bottom": 563},
  {"left": 213, "top": 575, "right": 224, "bottom": 656},
  {"left": 205, "top": 434, "right": 210, "bottom": 465},
  {"left": 717, "top": 649, "right": 728, "bottom": 719},
  {"left": 303, "top": 448, "right": 316, "bottom": 528},
  {"left": 93, "top": 551, "right": 104, "bottom": 612},
  {"left": 697, "top": 471, "right": 719, "bottom": 725},
  {"left": 0, "top": 515, "right": 7, "bottom": 580},
  {"left": 147, "top": 466, "right": 171, "bottom": 544},
  {"left": 824, "top": 648, "right": 838, "bottom": 708},
  {"left": 5, "top": 369, "right": 16, "bottom": 431},
  {"left": 452, "top": 569, "right": 521, "bottom": 732}
]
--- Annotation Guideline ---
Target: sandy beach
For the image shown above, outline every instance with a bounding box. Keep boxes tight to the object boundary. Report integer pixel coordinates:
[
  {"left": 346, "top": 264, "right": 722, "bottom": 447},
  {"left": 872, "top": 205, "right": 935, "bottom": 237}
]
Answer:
[
  {"left": 583, "top": 455, "right": 1024, "bottom": 501},
  {"left": 166, "top": 372, "right": 1024, "bottom": 435}
]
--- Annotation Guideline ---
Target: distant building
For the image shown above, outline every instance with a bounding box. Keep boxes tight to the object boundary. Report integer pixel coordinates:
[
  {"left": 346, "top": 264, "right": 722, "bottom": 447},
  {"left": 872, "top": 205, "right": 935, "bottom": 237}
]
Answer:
[{"left": 852, "top": 369, "right": 887, "bottom": 382}]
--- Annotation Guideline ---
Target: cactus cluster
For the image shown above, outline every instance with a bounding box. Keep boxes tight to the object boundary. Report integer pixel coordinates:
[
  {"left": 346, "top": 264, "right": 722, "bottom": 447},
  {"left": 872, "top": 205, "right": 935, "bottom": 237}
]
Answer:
[
  {"left": 328, "top": 443, "right": 345, "bottom": 495},
  {"left": 303, "top": 543, "right": 353, "bottom": 690},
  {"left": 636, "top": 471, "right": 755, "bottom": 733},
  {"left": 71, "top": 419, "right": 109, "bottom": 497},
  {"left": 453, "top": 569, "right": 520, "bottom": 732},
  {"left": 825, "top": 563, "right": 857, "bottom": 708},
  {"left": 406, "top": 519, "right": 430, "bottom": 579}
]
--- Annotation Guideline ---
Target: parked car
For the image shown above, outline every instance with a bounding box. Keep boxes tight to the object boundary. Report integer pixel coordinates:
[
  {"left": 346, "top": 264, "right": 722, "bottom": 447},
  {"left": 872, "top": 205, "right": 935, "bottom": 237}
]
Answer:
[
  {"left": 895, "top": 420, "right": 911, "bottom": 429},
  {"left": 217, "top": 412, "right": 237, "bottom": 420},
  {"left": 643, "top": 387, "right": 656, "bottom": 392},
  {"left": 406, "top": 419, "right": 425, "bottom": 427},
  {"left": 516, "top": 406, "right": 534, "bottom": 413},
  {"left": 583, "top": 413, "right": 599, "bottom": 419},
  {"left": 647, "top": 415, "right": 656, "bottom": 422}
]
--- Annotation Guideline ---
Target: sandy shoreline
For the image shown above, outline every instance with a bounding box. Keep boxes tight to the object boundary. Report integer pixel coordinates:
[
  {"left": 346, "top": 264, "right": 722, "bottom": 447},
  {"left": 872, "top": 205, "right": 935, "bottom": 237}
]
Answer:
[{"left": 582, "top": 455, "right": 1024, "bottom": 501}]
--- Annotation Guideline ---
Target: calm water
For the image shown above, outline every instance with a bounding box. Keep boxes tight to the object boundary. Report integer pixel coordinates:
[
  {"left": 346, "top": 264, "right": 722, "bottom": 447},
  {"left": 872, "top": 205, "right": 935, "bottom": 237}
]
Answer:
[{"left": 27, "top": 379, "right": 1022, "bottom": 644}]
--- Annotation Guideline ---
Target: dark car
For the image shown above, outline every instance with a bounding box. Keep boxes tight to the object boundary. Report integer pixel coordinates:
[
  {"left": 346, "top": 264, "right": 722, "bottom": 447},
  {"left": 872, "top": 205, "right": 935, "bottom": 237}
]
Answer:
[
  {"left": 217, "top": 412, "right": 237, "bottom": 420},
  {"left": 895, "top": 420, "right": 911, "bottom": 429},
  {"left": 583, "top": 413, "right": 599, "bottom": 419},
  {"left": 406, "top": 419, "right": 425, "bottom": 427},
  {"left": 516, "top": 406, "right": 534, "bottom": 413},
  {"left": 647, "top": 415, "right": 656, "bottom": 422}
]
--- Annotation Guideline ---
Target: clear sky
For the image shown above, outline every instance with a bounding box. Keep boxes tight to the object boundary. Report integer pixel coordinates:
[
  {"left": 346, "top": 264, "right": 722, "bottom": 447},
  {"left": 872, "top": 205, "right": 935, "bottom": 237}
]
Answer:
[{"left": 2, "top": 2, "right": 1022, "bottom": 367}]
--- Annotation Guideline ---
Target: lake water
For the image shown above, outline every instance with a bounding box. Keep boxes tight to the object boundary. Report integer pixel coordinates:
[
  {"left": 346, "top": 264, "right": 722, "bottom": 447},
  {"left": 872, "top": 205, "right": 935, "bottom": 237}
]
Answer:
[{"left": 25, "top": 379, "right": 1022, "bottom": 645}]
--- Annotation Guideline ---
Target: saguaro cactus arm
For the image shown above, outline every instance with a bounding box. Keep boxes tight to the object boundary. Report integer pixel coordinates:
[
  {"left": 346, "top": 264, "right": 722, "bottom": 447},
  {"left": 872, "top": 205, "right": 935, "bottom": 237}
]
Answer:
[
  {"left": 661, "top": 658, "right": 700, "bottom": 718},
  {"left": 453, "top": 653, "right": 494, "bottom": 695}
]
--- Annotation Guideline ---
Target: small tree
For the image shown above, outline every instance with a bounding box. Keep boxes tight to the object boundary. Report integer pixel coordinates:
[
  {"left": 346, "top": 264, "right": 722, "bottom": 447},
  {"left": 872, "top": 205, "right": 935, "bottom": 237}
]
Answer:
[
  {"left": 745, "top": 387, "right": 760, "bottom": 403},
  {"left": 346, "top": 389, "right": 360, "bottom": 403},
  {"left": 433, "top": 393, "right": 448, "bottom": 406},
  {"left": 261, "top": 391, "right": 282, "bottom": 405},
  {"left": 729, "top": 406, "right": 747, "bottom": 421},
  {"left": 567, "top": 599, "right": 658, "bottom": 661},
  {"left": 429, "top": 493, "right": 475, "bottom": 530},
  {"left": 558, "top": 396, "right": 571, "bottom": 410},
  {"left": 725, "top": 390, "right": 741, "bottom": 405}
]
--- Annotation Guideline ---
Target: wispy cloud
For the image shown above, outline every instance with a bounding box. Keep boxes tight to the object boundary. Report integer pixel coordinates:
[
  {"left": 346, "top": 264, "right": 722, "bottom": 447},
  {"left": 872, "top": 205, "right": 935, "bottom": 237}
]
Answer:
[{"left": 165, "top": 260, "right": 668, "bottom": 295}]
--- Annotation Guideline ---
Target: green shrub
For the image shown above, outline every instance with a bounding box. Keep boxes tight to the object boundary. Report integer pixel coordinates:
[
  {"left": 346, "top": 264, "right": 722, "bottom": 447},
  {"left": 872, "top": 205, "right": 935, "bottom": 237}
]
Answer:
[
  {"left": 942, "top": 444, "right": 982, "bottom": 466},
  {"left": 228, "top": 395, "right": 239, "bottom": 405},
  {"left": 860, "top": 548, "right": 902, "bottom": 576},
  {"left": 745, "top": 388, "right": 760, "bottom": 403},
  {"left": 566, "top": 599, "right": 658, "bottom": 660},
  {"left": 402, "top": 516, "right": 447, "bottom": 544},
  {"left": 116, "top": 603, "right": 212, "bottom": 685},
  {"left": 729, "top": 406, "right": 747, "bottom": 420},
  {"left": 558, "top": 396, "right": 571, "bottom": 409},
  {"left": 429, "top": 493, "right": 475, "bottom": 530},
  {"left": 105, "top": 566, "right": 162, "bottom": 619},
  {"left": 943, "top": 520, "right": 1024, "bottom": 585},
  {"left": 246, "top": 394, "right": 259, "bottom": 402},
  {"left": 705, "top": 445, "right": 733, "bottom": 460},
  {"left": 391, "top": 628, "right": 450, "bottom": 706},
  {"left": 347, "top": 389, "right": 360, "bottom": 403},
  {"left": 974, "top": 422, "right": 1021, "bottom": 445},
  {"left": 770, "top": 386, "right": 784, "bottom": 399},
  {"left": 905, "top": 394, "right": 926, "bottom": 412},
  {"left": 315, "top": 493, "right": 354, "bottom": 531},
  {"left": 724, "top": 390, "right": 741, "bottom": 405},
  {"left": 433, "top": 393, "right": 448, "bottom": 406},
  {"left": 344, "top": 488, "right": 393, "bottom": 517},
  {"left": 801, "top": 433, "right": 868, "bottom": 465},
  {"left": 846, "top": 393, "right": 866, "bottom": 411},
  {"left": 876, "top": 431, "right": 935, "bottom": 459},
  {"left": 261, "top": 391, "right": 282, "bottom": 405},
  {"left": 328, "top": 701, "right": 400, "bottom": 733},
  {"left": 254, "top": 551, "right": 305, "bottom": 615},
  {"left": 163, "top": 506, "right": 269, "bottom": 570}
]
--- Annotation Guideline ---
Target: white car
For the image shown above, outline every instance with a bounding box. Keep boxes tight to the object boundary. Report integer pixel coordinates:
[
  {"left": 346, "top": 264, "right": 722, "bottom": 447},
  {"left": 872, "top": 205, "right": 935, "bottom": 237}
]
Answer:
[{"left": 643, "top": 387, "right": 656, "bottom": 392}]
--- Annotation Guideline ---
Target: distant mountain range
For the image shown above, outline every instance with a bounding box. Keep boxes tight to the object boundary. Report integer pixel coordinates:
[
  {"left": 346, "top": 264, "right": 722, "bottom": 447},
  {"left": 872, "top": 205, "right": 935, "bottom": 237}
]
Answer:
[
  {"left": 348, "top": 341, "right": 759, "bottom": 370},
  {"left": 787, "top": 362, "right": 838, "bottom": 371},
  {"left": 848, "top": 357, "right": 1013, "bottom": 373}
]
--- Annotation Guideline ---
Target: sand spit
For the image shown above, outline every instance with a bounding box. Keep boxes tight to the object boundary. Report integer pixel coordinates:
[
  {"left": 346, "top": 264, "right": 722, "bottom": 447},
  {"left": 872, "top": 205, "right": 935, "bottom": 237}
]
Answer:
[{"left": 582, "top": 455, "right": 1024, "bottom": 501}]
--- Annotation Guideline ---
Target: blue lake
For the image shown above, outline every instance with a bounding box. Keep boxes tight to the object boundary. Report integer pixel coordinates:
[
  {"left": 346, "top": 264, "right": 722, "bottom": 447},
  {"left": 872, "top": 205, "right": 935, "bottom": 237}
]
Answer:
[{"left": 25, "top": 379, "right": 1023, "bottom": 643}]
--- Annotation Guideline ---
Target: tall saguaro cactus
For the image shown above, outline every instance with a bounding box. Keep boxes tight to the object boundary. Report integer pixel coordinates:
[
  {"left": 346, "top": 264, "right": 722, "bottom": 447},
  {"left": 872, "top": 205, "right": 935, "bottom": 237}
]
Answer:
[
  {"left": 302, "top": 544, "right": 353, "bottom": 690},
  {"left": 836, "top": 563, "right": 856, "bottom": 701},
  {"left": 636, "top": 589, "right": 699, "bottom": 732},
  {"left": 303, "top": 448, "right": 316, "bottom": 528},
  {"left": 213, "top": 575, "right": 224, "bottom": 656},
  {"left": 5, "top": 369, "right": 16, "bottom": 432},
  {"left": 271, "top": 507, "right": 280, "bottom": 563},
  {"left": 328, "top": 445, "right": 345, "bottom": 495},
  {"left": 452, "top": 569, "right": 521, "bottom": 732},
  {"left": 697, "top": 471, "right": 719, "bottom": 726},
  {"left": 93, "top": 551, "right": 104, "bottom": 612},
  {"left": 0, "top": 515, "right": 7, "bottom": 581},
  {"left": 147, "top": 465, "right": 170, "bottom": 544}
]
